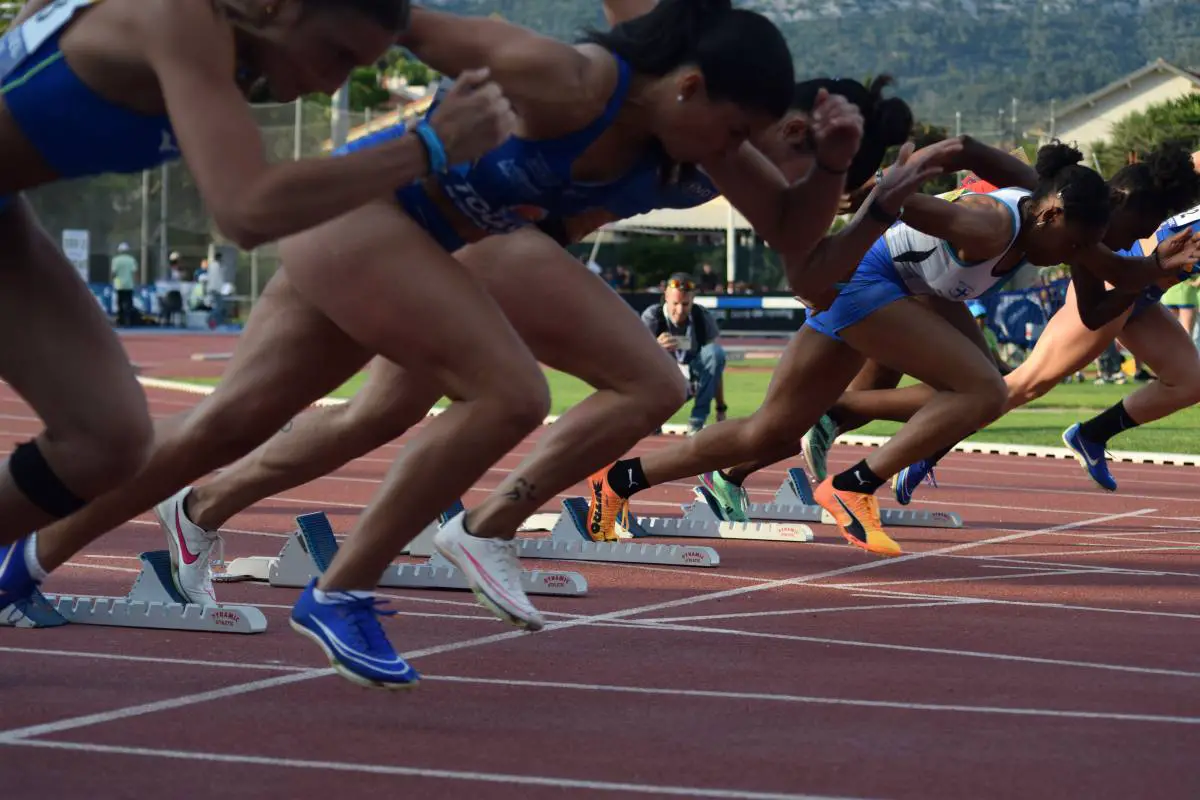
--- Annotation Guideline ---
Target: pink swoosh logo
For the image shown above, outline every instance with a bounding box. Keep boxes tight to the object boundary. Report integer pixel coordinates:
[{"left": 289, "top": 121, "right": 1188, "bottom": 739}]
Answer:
[{"left": 175, "top": 506, "right": 200, "bottom": 565}]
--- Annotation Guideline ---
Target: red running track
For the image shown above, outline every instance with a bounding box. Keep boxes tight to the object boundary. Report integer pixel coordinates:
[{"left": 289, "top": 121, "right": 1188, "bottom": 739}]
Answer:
[{"left": 1, "top": 334, "right": 1198, "bottom": 799}]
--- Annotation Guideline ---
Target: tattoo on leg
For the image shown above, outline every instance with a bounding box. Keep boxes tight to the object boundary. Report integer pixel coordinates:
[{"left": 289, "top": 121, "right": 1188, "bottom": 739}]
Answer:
[{"left": 503, "top": 477, "right": 536, "bottom": 503}]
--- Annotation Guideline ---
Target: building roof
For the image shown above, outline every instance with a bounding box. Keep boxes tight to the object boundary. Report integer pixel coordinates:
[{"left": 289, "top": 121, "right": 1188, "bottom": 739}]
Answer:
[{"left": 1051, "top": 59, "right": 1200, "bottom": 124}]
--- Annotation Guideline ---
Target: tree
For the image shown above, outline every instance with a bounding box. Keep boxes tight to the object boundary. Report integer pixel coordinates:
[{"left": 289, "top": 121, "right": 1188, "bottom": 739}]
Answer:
[{"left": 1090, "top": 94, "right": 1200, "bottom": 177}]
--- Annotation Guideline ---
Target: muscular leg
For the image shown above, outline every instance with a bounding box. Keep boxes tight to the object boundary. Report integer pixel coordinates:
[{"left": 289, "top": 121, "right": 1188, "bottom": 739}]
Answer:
[
  {"left": 186, "top": 357, "right": 440, "bottom": 532},
  {"left": 35, "top": 271, "right": 371, "bottom": 571},
  {"left": 1076, "top": 302, "right": 1200, "bottom": 447},
  {"left": 839, "top": 297, "right": 1007, "bottom": 480},
  {"left": 464, "top": 230, "right": 686, "bottom": 539},
  {"left": 633, "top": 327, "right": 865, "bottom": 487},
  {"left": 277, "top": 205, "right": 550, "bottom": 593},
  {"left": 0, "top": 200, "right": 152, "bottom": 545}
]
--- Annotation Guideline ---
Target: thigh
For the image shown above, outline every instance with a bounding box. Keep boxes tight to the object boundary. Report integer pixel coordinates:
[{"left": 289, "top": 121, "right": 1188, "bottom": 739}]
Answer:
[
  {"left": 924, "top": 295, "right": 993, "bottom": 359},
  {"left": 458, "top": 227, "right": 676, "bottom": 391},
  {"left": 846, "top": 359, "right": 903, "bottom": 392},
  {"left": 1118, "top": 303, "right": 1200, "bottom": 384},
  {"left": 838, "top": 296, "right": 999, "bottom": 392},
  {"left": 281, "top": 201, "right": 540, "bottom": 401},
  {"left": 1005, "top": 284, "right": 1126, "bottom": 399},
  {"left": 0, "top": 200, "right": 145, "bottom": 430},
  {"left": 204, "top": 270, "right": 372, "bottom": 425},
  {"left": 758, "top": 326, "right": 865, "bottom": 429}
]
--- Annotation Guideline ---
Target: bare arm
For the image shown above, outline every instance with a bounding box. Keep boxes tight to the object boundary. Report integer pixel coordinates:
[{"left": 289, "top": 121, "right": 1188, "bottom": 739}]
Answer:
[
  {"left": 898, "top": 193, "right": 1015, "bottom": 260},
  {"left": 145, "top": 4, "right": 449, "bottom": 249},
  {"left": 1069, "top": 263, "right": 1140, "bottom": 331},
  {"left": 946, "top": 136, "right": 1038, "bottom": 191},
  {"left": 702, "top": 143, "right": 849, "bottom": 259},
  {"left": 397, "top": 8, "right": 592, "bottom": 115}
]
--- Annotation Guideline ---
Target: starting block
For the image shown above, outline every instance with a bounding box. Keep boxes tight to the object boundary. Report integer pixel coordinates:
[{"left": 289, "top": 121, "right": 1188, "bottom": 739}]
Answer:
[
  {"left": 408, "top": 498, "right": 721, "bottom": 568},
  {"left": 624, "top": 467, "right": 961, "bottom": 538},
  {"left": 0, "top": 551, "right": 267, "bottom": 633},
  {"left": 744, "top": 468, "right": 962, "bottom": 528},
  {"left": 222, "top": 511, "right": 589, "bottom": 596}
]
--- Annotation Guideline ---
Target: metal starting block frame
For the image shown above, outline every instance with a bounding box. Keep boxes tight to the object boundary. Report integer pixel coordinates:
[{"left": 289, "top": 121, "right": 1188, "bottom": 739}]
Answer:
[
  {"left": 407, "top": 497, "right": 721, "bottom": 568},
  {"left": 624, "top": 467, "right": 961, "bottom": 539},
  {"left": 759, "top": 468, "right": 963, "bottom": 528},
  {"left": 0, "top": 550, "right": 267, "bottom": 633},
  {"left": 222, "top": 511, "right": 589, "bottom": 596}
]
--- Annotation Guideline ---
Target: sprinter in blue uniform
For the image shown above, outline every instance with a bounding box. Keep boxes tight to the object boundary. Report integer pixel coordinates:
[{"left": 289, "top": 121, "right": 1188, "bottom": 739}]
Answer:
[
  {"left": 4, "top": 0, "right": 888, "bottom": 689},
  {"left": 0, "top": 0, "right": 511, "bottom": 568}
]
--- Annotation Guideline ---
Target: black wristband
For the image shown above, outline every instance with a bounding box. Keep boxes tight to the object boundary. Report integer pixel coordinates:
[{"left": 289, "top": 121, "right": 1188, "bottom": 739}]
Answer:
[{"left": 867, "top": 198, "right": 900, "bottom": 225}]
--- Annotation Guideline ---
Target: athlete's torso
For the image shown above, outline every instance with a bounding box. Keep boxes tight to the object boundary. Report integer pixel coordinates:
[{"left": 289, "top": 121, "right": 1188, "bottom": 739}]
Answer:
[{"left": 886, "top": 187, "right": 1031, "bottom": 301}]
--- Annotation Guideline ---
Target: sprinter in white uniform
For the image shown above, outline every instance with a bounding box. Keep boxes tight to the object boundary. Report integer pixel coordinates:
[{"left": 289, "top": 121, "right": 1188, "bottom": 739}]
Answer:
[{"left": 590, "top": 142, "right": 1118, "bottom": 560}]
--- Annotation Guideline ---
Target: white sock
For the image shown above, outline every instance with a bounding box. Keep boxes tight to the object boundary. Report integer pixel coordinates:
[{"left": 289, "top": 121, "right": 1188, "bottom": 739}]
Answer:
[
  {"left": 24, "top": 533, "right": 48, "bottom": 582},
  {"left": 312, "top": 587, "right": 374, "bottom": 604}
]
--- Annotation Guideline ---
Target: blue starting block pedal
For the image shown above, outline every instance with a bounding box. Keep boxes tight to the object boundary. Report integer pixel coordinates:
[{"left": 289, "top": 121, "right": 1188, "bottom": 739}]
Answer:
[
  {"left": 9, "top": 550, "right": 268, "bottom": 633},
  {"left": 223, "top": 512, "right": 588, "bottom": 596}
]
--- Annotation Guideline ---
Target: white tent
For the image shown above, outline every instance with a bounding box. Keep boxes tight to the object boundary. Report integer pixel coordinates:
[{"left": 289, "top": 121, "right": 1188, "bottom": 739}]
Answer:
[{"left": 595, "top": 197, "right": 752, "bottom": 285}]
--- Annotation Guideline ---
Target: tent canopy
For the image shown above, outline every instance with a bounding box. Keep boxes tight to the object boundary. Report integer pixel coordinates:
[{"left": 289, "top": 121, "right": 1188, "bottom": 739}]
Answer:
[{"left": 603, "top": 196, "right": 754, "bottom": 233}]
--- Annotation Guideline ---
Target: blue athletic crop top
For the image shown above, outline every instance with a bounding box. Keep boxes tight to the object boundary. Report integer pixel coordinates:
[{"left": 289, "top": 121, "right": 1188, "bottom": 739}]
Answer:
[
  {"left": 419, "top": 56, "right": 719, "bottom": 234},
  {"left": 0, "top": 0, "right": 179, "bottom": 180},
  {"left": 1120, "top": 203, "right": 1200, "bottom": 304}
]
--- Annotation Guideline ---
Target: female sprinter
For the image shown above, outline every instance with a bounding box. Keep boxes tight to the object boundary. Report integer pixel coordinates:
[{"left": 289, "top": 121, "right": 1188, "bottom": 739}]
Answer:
[
  {"left": 702, "top": 145, "right": 1200, "bottom": 512},
  {"left": 592, "top": 143, "right": 1121, "bottom": 558},
  {"left": 76, "top": 72, "right": 909, "bottom": 614},
  {"left": 0, "top": 0, "right": 510, "bottom": 558},
  {"left": 3, "top": 0, "right": 869, "bottom": 689},
  {"left": 813, "top": 146, "right": 1200, "bottom": 499}
]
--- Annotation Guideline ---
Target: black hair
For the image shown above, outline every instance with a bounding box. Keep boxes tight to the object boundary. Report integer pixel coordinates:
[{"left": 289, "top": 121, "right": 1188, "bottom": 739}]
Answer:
[
  {"left": 792, "top": 75, "right": 913, "bottom": 190},
  {"left": 1031, "top": 141, "right": 1110, "bottom": 229},
  {"left": 1109, "top": 143, "right": 1200, "bottom": 221},
  {"left": 306, "top": 0, "right": 411, "bottom": 31},
  {"left": 582, "top": 0, "right": 794, "bottom": 119}
]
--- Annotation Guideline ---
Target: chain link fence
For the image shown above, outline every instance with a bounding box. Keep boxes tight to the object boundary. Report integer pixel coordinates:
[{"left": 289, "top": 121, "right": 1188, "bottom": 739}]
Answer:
[{"left": 23, "top": 100, "right": 397, "bottom": 316}]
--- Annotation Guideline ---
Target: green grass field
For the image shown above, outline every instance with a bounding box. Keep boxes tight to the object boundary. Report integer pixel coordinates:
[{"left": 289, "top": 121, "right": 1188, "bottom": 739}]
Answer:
[{"left": 174, "top": 363, "right": 1200, "bottom": 455}]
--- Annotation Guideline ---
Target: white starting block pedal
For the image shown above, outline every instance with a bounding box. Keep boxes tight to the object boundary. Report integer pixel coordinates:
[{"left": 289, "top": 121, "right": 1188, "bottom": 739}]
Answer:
[
  {"left": 223, "top": 511, "right": 588, "bottom": 597},
  {"left": 514, "top": 497, "right": 720, "bottom": 567},
  {"left": 751, "top": 468, "right": 963, "bottom": 529},
  {"left": 408, "top": 498, "right": 720, "bottom": 567},
  {"left": 15, "top": 551, "right": 268, "bottom": 633},
  {"left": 631, "top": 485, "right": 815, "bottom": 543}
]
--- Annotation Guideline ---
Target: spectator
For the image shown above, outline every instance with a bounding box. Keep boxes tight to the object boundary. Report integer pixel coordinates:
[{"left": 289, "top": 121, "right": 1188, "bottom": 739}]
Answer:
[
  {"left": 967, "top": 301, "right": 1011, "bottom": 375},
  {"left": 110, "top": 242, "right": 138, "bottom": 327},
  {"left": 168, "top": 251, "right": 184, "bottom": 282},
  {"left": 697, "top": 262, "right": 720, "bottom": 293},
  {"left": 641, "top": 273, "right": 728, "bottom": 435}
]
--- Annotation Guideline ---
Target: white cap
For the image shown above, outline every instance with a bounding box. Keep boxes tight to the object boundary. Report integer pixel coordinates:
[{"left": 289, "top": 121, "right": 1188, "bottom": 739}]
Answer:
[{"left": 117, "top": 242, "right": 130, "bottom": 252}]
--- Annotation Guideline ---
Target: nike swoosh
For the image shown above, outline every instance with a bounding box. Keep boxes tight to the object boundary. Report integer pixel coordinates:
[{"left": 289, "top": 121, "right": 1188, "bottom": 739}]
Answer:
[
  {"left": 833, "top": 495, "right": 869, "bottom": 545},
  {"left": 175, "top": 506, "right": 201, "bottom": 565},
  {"left": 893, "top": 247, "right": 938, "bottom": 263}
]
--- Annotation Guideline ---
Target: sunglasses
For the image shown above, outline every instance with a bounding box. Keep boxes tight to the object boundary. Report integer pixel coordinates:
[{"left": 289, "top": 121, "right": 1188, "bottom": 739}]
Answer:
[{"left": 666, "top": 278, "right": 696, "bottom": 291}]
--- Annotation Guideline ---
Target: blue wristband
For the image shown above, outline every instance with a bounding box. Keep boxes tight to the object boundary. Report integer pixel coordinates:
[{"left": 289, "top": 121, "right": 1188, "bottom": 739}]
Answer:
[{"left": 413, "top": 120, "right": 448, "bottom": 174}]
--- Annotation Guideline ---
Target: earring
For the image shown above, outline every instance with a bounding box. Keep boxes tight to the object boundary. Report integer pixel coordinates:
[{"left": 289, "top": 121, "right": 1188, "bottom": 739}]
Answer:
[{"left": 677, "top": 95, "right": 684, "bottom": 102}]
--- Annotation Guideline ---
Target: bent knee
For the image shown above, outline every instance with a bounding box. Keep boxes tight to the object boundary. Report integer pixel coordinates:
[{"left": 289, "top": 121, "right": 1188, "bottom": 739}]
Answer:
[
  {"left": 491, "top": 369, "right": 552, "bottom": 433},
  {"left": 967, "top": 373, "right": 1008, "bottom": 423}
]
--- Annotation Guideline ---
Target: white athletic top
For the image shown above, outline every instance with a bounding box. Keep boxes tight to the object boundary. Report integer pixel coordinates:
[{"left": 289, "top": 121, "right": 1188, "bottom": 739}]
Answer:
[{"left": 885, "top": 187, "right": 1031, "bottom": 301}]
